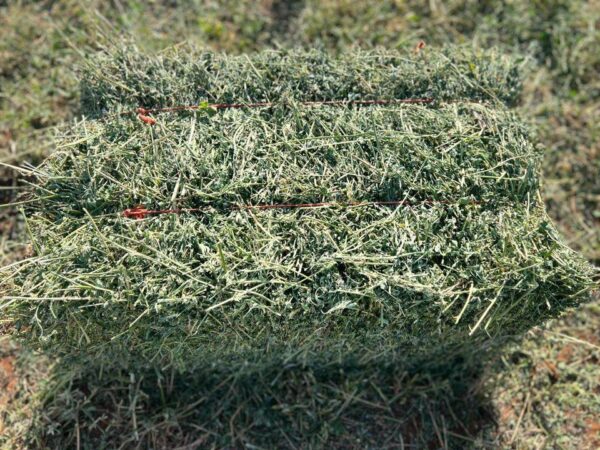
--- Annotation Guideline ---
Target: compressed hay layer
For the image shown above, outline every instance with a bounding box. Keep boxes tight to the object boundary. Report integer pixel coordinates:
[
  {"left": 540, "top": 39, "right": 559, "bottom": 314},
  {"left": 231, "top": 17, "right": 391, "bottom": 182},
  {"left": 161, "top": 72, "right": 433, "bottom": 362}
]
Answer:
[
  {"left": 1, "top": 49, "right": 593, "bottom": 367},
  {"left": 11, "top": 203, "right": 589, "bottom": 360},
  {"left": 81, "top": 46, "right": 523, "bottom": 116},
  {"left": 45, "top": 103, "right": 537, "bottom": 210}
]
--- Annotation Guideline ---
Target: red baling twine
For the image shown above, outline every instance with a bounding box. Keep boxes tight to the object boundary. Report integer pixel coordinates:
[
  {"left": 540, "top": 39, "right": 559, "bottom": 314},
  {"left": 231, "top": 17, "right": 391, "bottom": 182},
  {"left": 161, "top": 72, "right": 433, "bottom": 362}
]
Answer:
[{"left": 123, "top": 200, "right": 479, "bottom": 219}]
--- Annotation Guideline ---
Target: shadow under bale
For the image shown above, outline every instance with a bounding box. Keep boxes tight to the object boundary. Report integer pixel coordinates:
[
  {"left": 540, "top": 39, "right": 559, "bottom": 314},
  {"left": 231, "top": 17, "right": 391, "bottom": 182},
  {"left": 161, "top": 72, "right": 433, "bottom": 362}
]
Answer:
[{"left": 24, "top": 337, "right": 505, "bottom": 449}]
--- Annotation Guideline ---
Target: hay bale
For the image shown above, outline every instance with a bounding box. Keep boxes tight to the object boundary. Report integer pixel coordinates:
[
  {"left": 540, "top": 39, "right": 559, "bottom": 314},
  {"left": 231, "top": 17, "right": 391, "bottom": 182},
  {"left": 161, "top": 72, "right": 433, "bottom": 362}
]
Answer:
[
  {"left": 81, "top": 46, "right": 523, "bottom": 116},
  {"left": 1, "top": 48, "right": 593, "bottom": 369}
]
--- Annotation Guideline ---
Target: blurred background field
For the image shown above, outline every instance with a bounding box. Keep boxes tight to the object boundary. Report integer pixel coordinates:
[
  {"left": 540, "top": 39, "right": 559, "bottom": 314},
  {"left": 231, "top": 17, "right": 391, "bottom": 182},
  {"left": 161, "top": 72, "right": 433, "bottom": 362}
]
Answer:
[{"left": 0, "top": 1, "right": 598, "bottom": 448}]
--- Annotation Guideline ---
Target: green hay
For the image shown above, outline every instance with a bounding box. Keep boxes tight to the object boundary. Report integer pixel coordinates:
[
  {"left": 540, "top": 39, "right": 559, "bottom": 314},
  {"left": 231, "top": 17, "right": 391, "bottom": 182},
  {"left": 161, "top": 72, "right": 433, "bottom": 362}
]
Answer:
[
  {"left": 80, "top": 46, "right": 523, "bottom": 117},
  {"left": 0, "top": 48, "right": 595, "bottom": 449},
  {"left": 1, "top": 48, "right": 593, "bottom": 368},
  {"left": 1, "top": 3, "right": 599, "bottom": 448}
]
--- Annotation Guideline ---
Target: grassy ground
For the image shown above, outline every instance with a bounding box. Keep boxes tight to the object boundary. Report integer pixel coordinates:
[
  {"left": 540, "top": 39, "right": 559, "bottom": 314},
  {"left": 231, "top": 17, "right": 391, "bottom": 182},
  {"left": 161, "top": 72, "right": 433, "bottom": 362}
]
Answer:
[{"left": 1, "top": 1, "right": 598, "bottom": 448}]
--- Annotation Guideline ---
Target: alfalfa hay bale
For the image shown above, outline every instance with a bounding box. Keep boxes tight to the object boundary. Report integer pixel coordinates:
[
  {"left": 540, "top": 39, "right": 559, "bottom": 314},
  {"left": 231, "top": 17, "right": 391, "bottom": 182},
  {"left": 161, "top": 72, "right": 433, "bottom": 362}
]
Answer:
[{"left": 1, "top": 48, "right": 594, "bottom": 370}]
